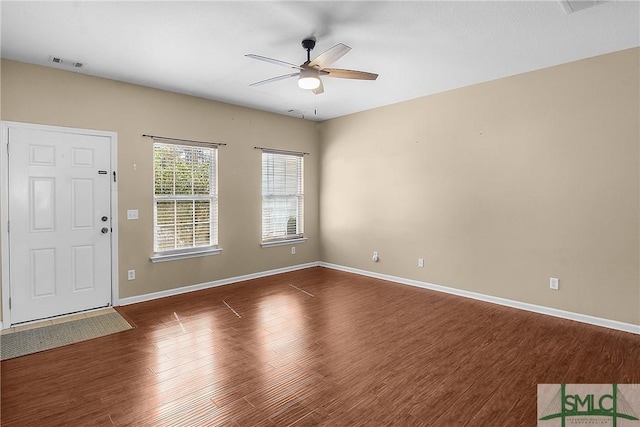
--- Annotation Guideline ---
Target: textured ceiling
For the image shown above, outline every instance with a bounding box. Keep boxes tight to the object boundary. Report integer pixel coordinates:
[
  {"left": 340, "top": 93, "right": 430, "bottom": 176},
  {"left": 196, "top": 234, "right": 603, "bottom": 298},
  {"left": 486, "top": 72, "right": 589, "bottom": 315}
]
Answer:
[{"left": 1, "top": 1, "right": 639, "bottom": 121}]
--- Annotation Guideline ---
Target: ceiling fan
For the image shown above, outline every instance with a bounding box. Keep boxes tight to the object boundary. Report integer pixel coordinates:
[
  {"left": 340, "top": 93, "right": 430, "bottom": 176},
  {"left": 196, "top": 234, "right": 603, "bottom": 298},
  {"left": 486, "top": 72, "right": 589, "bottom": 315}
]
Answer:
[{"left": 246, "top": 38, "right": 378, "bottom": 95}]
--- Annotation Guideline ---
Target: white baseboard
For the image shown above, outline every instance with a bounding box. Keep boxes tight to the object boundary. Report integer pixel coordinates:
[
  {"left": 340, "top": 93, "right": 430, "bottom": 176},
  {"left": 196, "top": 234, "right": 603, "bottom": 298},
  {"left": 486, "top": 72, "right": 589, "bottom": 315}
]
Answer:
[
  {"left": 118, "top": 262, "right": 320, "bottom": 306},
  {"left": 115, "top": 259, "right": 639, "bottom": 336},
  {"left": 319, "top": 262, "right": 640, "bottom": 335}
]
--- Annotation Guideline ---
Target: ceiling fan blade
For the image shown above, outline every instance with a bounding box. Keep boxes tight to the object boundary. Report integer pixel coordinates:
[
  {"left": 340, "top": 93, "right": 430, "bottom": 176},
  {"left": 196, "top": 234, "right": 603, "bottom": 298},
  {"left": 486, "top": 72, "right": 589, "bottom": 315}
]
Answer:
[
  {"left": 308, "top": 43, "right": 351, "bottom": 69},
  {"left": 245, "top": 54, "right": 304, "bottom": 70},
  {"left": 323, "top": 68, "right": 378, "bottom": 80},
  {"left": 312, "top": 79, "right": 324, "bottom": 95},
  {"left": 249, "top": 73, "right": 299, "bottom": 87}
]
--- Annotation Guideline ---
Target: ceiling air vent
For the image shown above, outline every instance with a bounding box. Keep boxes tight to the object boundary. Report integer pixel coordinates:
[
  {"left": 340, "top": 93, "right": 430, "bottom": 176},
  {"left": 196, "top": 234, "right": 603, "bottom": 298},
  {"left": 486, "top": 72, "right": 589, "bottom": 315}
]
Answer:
[
  {"left": 558, "top": 0, "right": 606, "bottom": 14},
  {"left": 48, "top": 55, "right": 86, "bottom": 70},
  {"left": 286, "top": 109, "right": 306, "bottom": 118}
]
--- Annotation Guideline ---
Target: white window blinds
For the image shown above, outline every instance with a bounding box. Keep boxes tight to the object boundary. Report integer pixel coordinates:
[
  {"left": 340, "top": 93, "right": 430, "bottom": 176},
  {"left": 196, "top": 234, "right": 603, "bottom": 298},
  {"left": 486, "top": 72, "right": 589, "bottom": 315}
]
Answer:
[
  {"left": 261, "top": 151, "right": 304, "bottom": 243},
  {"left": 153, "top": 142, "right": 218, "bottom": 253}
]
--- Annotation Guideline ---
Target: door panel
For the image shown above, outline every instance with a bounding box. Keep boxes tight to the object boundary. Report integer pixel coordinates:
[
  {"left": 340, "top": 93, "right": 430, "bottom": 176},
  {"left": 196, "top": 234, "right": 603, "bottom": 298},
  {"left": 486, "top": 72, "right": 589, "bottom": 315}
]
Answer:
[
  {"left": 8, "top": 127, "right": 112, "bottom": 324},
  {"left": 31, "top": 178, "right": 56, "bottom": 231},
  {"left": 71, "top": 179, "right": 94, "bottom": 229},
  {"left": 30, "top": 248, "right": 56, "bottom": 297},
  {"left": 72, "top": 245, "right": 95, "bottom": 291}
]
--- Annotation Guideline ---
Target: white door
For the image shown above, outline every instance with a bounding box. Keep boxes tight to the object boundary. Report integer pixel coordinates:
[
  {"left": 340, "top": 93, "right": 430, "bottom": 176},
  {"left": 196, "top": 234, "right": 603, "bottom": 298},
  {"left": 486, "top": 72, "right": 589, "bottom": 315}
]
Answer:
[{"left": 8, "top": 127, "right": 112, "bottom": 324}]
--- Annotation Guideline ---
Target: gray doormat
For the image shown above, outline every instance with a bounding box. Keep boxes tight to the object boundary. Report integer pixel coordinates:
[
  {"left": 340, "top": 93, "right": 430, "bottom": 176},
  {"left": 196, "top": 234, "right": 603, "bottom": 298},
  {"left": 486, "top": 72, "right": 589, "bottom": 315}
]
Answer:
[{"left": 0, "top": 311, "right": 133, "bottom": 361}]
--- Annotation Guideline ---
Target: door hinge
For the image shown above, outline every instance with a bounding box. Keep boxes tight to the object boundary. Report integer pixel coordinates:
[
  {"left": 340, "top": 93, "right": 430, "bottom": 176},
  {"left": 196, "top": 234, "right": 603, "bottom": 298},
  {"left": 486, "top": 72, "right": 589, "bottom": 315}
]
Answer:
[
  {"left": 9, "top": 297, "right": 11, "bottom": 309},
  {"left": 113, "top": 171, "right": 117, "bottom": 182},
  {"left": 6, "top": 221, "right": 9, "bottom": 233},
  {"left": 6, "top": 142, "right": 9, "bottom": 155}
]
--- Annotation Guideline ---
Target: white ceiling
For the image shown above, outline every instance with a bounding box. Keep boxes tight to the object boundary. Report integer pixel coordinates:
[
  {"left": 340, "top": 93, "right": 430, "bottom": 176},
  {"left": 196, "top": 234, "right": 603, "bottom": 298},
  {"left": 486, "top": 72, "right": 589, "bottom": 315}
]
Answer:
[{"left": 1, "top": 1, "right": 639, "bottom": 121}]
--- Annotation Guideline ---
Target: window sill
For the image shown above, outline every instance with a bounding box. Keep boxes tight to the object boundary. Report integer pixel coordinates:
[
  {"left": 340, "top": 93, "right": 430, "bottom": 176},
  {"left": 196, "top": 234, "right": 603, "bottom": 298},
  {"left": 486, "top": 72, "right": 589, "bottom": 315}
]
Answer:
[
  {"left": 261, "top": 238, "right": 307, "bottom": 248},
  {"left": 150, "top": 247, "right": 223, "bottom": 263}
]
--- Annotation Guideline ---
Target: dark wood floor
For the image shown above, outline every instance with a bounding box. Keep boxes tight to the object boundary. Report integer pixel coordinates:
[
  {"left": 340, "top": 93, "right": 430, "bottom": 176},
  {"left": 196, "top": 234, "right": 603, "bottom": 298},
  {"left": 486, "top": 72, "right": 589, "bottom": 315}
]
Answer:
[{"left": 1, "top": 267, "right": 639, "bottom": 426}]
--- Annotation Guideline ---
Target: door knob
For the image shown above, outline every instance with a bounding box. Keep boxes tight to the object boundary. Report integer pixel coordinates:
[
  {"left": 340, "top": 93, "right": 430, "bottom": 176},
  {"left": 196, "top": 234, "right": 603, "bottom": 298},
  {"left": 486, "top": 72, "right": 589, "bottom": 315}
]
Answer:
[
  {"left": 101, "top": 216, "right": 108, "bottom": 222},
  {"left": 101, "top": 227, "right": 109, "bottom": 234}
]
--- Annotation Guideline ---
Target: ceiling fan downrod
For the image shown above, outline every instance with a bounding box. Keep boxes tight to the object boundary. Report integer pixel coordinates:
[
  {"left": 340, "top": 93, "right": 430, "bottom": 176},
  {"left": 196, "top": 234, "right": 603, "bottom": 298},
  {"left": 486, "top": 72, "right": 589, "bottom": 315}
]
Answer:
[{"left": 301, "top": 38, "right": 316, "bottom": 63}]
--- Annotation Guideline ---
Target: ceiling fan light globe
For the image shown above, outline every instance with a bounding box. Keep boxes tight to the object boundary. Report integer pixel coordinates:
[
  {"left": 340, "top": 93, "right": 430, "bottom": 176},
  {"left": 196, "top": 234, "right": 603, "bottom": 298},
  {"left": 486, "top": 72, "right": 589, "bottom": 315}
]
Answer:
[
  {"left": 298, "top": 75, "right": 320, "bottom": 90},
  {"left": 298, "top": 68, "right": 320, "bottom": 89}
]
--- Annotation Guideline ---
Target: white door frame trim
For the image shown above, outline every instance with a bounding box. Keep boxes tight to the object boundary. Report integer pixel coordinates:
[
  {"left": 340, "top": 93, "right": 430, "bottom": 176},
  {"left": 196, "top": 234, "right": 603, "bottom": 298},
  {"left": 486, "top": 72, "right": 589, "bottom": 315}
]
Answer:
[{"left": 1, "top": 121, "right": 119, "bottom": 328}]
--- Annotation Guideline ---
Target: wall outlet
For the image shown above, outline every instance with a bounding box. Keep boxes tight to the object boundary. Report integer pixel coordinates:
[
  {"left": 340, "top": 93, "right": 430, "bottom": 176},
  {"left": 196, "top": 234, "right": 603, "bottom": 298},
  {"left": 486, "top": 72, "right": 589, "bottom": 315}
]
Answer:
[
  {"left": 372, "top": 251, "right": 379, "bottom": 262},
  {"left": 291, "top": 246, "right": 296, "bottom": 255},
  {"left": 127, "top": 209, "right": 139, "bottom": 220},
  {"left": 418, "top": 258, "right": 424, "bottom": 268},
  {"left": 550, "top": 277, "right": 559, "bottom": 290},
  {"left": 128, "top": 269, "right": 136, "bottom": 281}
]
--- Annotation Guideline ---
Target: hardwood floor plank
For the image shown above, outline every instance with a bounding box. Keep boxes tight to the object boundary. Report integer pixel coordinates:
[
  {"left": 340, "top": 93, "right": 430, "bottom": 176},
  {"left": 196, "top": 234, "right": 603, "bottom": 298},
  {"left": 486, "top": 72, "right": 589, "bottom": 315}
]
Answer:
[{"left": 2, "top": 267, "right": 639, "bottom": 426}]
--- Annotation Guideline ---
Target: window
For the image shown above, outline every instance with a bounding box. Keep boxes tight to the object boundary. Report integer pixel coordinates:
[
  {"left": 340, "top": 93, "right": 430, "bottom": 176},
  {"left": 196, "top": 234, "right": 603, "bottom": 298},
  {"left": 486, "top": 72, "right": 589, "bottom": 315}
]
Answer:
[
  {"left": 152, "top": 142, "right": 219, "bottom": 260},
  {"left": 261, "top": 151, "right": 304, "bottom": 246}
]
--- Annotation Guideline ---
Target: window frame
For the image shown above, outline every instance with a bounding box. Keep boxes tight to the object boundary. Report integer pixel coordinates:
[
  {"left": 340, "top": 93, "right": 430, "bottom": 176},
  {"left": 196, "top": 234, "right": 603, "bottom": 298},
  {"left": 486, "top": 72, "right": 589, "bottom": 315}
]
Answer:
[
  {"left": 260, "top": 150, "right": 306, "bottom": 248},
  {"left": 150, "top": 141, "right": 221, "bottom": 262}
]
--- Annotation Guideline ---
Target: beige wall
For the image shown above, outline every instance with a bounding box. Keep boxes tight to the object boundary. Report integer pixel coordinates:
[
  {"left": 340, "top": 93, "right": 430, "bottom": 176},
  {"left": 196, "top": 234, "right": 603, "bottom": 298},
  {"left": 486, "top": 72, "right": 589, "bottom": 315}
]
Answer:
[
  {"left": 2, "top": 47, "right": 639, "bottom": 328},
  {"left": 1, "top": 59, "right": 321, "bottom": 304},
  {"left": 320, "top": 48, "right": 640, "bottom": 325}
]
